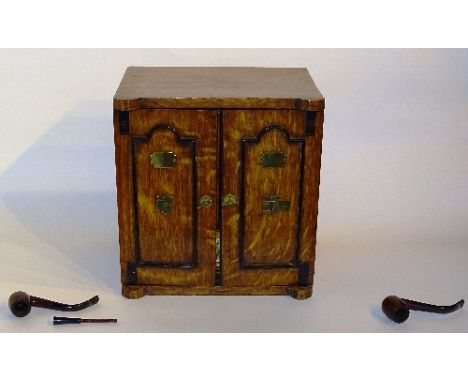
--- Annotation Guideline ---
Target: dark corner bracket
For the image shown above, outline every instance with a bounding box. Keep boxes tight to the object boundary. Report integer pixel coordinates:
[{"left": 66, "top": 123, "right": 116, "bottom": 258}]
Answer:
[
  {"left": 127, "top": 262, "right": 138, "bottom": 284},
  {"left": 298, "top": 262, "right": 309, "bottom": 286},
  {"left": 119, "top": 111, "right": 130, "bottom": 135},
  {"left": 305, "top": 111, "right": 315, "bottom": 136}
]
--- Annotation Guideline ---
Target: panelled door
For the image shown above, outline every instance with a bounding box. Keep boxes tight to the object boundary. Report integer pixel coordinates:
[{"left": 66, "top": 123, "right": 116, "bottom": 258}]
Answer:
[
  {"left": 221, "top": 110, "right": 319, "bottom": 287},
  {"left": 127, "top": 109, "right": 218, "bottom": 286}
]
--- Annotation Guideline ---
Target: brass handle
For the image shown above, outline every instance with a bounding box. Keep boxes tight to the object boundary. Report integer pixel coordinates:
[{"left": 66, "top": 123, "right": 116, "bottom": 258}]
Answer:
[
  {"left": 262, "top": 195, "right": 291, "bottom": 213},
  {"left": 222, "top": 194, "right": 238, "bottom": 208},
  {"left": 198, "top": 195, "right": 213, "bottom": 209},
  {"left": 150, "top": 151, "right": 177, "bottom": 168},
  {"left": 260, "top": 151, "right": 287, "bottom": 167}
]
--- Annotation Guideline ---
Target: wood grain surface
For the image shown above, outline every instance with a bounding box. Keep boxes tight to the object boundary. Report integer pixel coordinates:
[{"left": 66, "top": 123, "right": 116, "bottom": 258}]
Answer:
[{"left": 114, "top": 67, "right": 324, "bottom": 111}]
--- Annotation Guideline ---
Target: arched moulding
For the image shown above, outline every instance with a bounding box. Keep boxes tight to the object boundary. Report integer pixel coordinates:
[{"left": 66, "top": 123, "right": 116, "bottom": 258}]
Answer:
[
  {"left": 129, "top": 123, "right": 198, "bottom": 282},
  {"left": 239, "top": 124, "right": 305, "bottom": 270}
]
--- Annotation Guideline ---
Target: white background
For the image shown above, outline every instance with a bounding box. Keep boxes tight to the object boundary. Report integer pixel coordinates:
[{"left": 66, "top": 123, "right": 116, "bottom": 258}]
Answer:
[{"left": 0, "top": 49, "right": 467, "bottom": 332}]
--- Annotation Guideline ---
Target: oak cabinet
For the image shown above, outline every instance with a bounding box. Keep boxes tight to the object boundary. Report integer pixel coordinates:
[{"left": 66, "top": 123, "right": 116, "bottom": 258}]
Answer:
[{"left": 114, "top": 67, "right": 324, "bottom": 299}]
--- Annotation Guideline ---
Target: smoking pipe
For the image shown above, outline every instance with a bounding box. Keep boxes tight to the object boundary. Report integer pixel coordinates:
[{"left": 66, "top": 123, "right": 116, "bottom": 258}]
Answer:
[
  {"left": 8, "top": 291, "right": 99, "bottom": 318},
  {"left": 382, "top": 295, "right": 464, "bottom": 323}
]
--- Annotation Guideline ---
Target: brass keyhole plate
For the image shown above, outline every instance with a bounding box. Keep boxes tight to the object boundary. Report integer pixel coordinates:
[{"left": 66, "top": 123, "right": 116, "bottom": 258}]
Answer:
[{"left": 155, "top": 195, "right": 174, "bottom": 214}]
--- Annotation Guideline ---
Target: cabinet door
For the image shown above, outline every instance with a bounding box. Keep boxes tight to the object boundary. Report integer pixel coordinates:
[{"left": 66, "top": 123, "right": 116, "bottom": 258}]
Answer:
[
  {"left": 221, "top": 110, "right": 321, "bottom": 287},
  {"left": 119, "top": 109, "right": 218, "bottom": 286}
]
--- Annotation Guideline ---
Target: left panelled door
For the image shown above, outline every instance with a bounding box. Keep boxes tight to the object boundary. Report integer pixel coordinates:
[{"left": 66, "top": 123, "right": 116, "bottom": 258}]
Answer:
[{"left": 117, "top": 109, "right": 218, "bottom": 287}]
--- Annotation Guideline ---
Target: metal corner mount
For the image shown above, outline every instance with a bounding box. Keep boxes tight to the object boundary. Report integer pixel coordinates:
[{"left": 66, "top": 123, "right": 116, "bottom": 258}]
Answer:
[
  {"left": 305, "top": 111, "right": 315, "bottom": 136},
  {"left": 119, "top": 111, "right": 129, "bottom": 135},
  {"left": 298, "top": 262, "right": 309, "bottom": 286},
  {"left": 127, "top": 262, "right": 138, "bottom": 284}
]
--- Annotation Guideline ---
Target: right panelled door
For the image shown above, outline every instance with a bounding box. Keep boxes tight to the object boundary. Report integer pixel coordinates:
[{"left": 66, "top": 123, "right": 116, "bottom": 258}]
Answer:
[{"left": 221, "top": 109, "right": 322, "bottom": 287}]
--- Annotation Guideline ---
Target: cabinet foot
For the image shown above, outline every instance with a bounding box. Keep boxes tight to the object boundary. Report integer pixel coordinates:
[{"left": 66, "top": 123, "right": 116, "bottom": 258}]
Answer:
[
  {"left": 288, "top": 287, "right": 312, "bottom": 300},
  {"left": 122, "top": 285, "right": 146, "bottom": 299}
]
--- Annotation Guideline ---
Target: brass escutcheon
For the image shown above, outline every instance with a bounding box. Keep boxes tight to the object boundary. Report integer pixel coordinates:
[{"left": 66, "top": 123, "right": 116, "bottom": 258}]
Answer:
[
  {"left": 155, "top": 195, "right": 173, "bottom": 214},
  {"left": 222, "top": 194, "right": 238, "bottom": 208}
]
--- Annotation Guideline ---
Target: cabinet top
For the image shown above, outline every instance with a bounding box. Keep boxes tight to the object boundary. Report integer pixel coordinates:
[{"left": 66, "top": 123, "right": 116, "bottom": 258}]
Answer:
[{"left": 114, "top": 67, "right": 324, "bottom": 111}]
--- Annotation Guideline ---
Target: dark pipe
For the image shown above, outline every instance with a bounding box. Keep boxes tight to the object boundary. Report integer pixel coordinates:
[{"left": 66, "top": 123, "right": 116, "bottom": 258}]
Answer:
[
  {"left": 8, "top": 291, "right": 99, "bottom": 318},
  {"left": 382, "top": 295, "right": 464, "bottom": 323}
]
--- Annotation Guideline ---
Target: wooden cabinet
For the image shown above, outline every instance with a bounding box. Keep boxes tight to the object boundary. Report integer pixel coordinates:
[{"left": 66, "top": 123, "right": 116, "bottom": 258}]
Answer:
[{"left": 114, "top": 67, "right": 324, "bottom": 299}]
